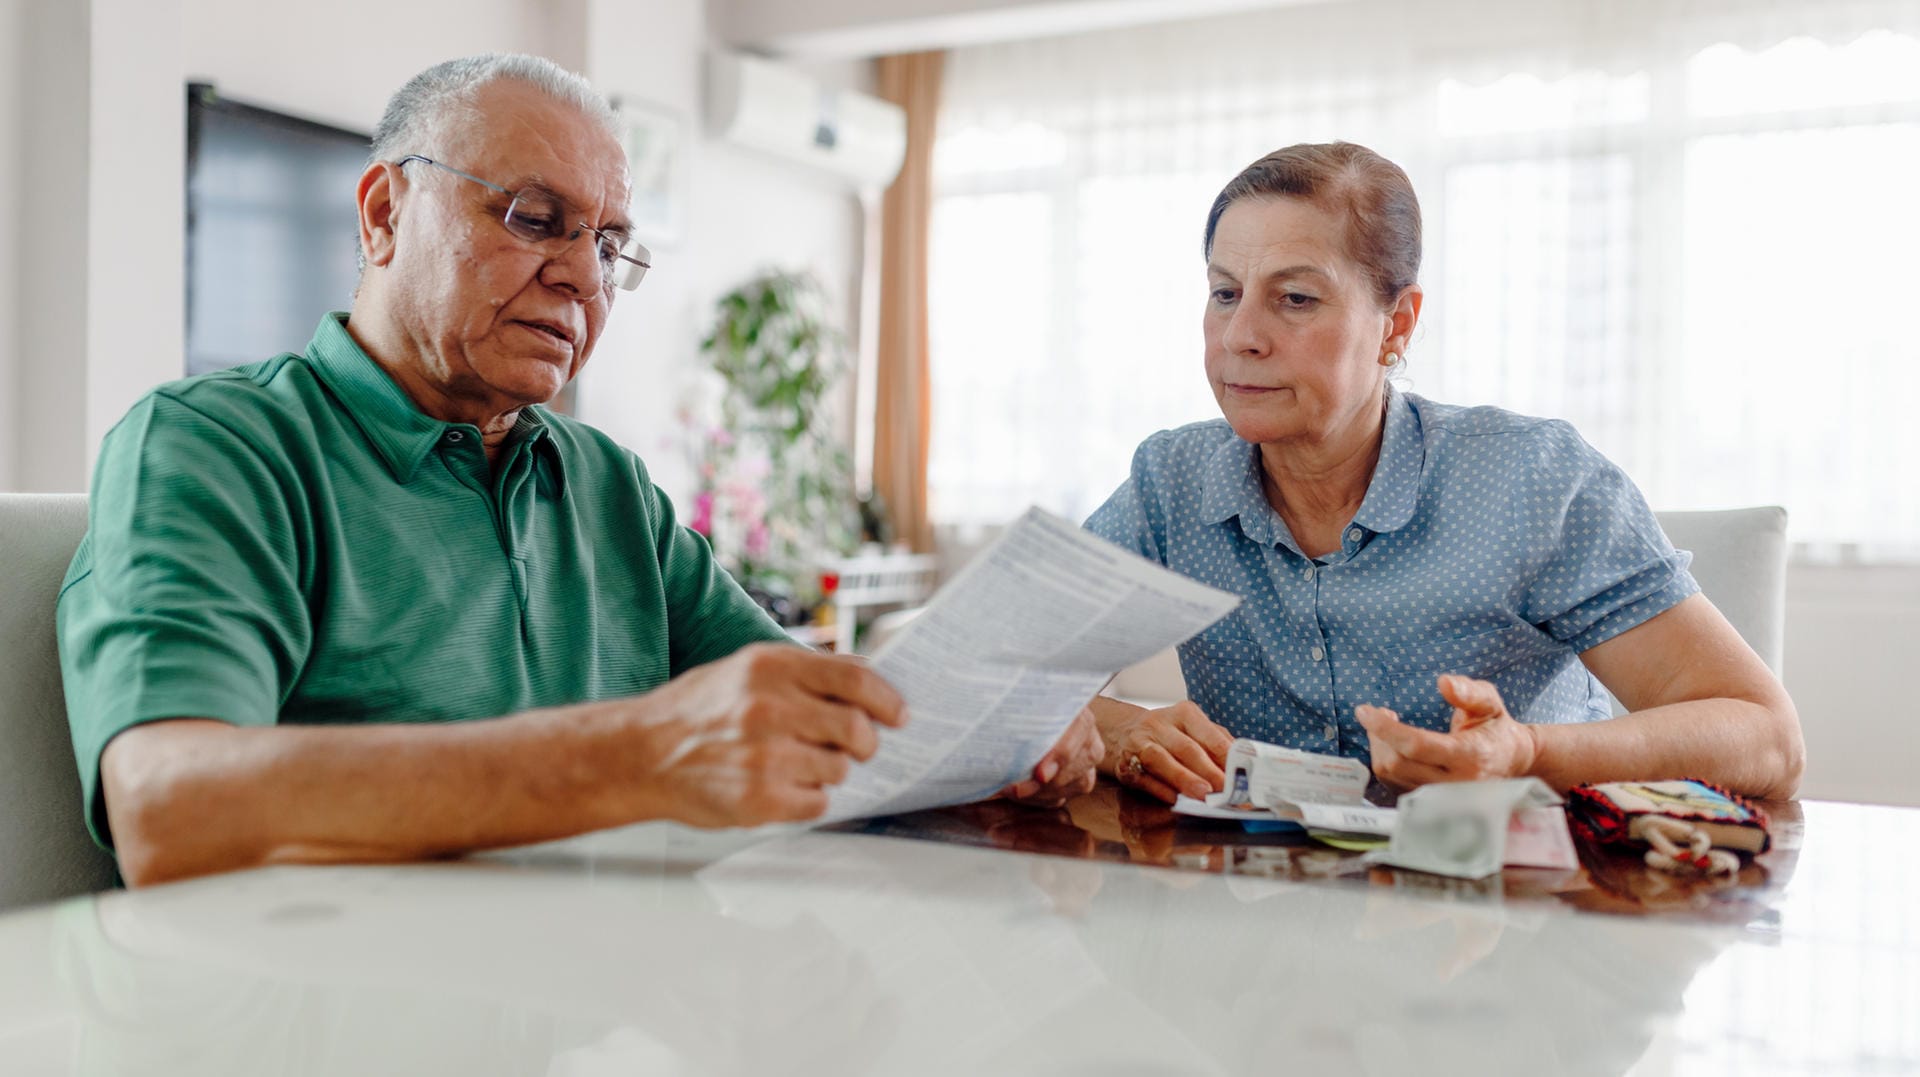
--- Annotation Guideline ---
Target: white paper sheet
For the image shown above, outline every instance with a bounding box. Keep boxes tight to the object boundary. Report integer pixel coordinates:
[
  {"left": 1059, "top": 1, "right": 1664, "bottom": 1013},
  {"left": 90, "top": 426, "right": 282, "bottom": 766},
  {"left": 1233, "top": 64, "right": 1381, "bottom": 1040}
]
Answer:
[
  {"left": 1222, "top": 738, "right": 1373, "bottom": 810},
  {"left": 1171, "top": 793, "right": 1293, "bottom": 823},
  {"left": 820, "top": 506, "right": 1239, "bottom": 824}
]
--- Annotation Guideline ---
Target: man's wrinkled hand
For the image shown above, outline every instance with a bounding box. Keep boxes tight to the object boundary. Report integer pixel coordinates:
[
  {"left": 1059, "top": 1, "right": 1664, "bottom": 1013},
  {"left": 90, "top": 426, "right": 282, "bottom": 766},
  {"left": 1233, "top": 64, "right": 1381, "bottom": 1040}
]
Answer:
[{"left": 626, "top": 644, "right": 907, "bottom": 827}]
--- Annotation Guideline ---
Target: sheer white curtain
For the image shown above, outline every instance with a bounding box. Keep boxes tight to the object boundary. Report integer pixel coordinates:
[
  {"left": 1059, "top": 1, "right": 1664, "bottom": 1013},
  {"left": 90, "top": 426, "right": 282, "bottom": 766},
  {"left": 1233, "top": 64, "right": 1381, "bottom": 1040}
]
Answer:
[{"left": 926, "top": 0, "right": 1920, "bottom": 555}]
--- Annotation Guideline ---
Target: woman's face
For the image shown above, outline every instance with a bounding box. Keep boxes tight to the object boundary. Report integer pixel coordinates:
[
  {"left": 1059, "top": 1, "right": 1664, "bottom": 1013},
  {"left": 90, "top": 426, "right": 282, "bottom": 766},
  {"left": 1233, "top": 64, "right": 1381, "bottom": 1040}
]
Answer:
[{"left": 1203, "top": 196, "right": 1401, "bottom": 448}]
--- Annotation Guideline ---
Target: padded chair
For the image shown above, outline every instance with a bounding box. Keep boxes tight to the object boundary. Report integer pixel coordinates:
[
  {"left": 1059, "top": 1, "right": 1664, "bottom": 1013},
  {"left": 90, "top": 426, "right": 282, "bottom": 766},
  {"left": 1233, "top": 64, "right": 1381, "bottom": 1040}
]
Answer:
[
  {"left": 0, "top": 493, "right": 118, "bottom": 909},
  {"left": 1655, "top": 506, "right": 1788, "bottom": 675},
  {"left": 1105, "top": 505, "right": 1790, "bottom": 709}
]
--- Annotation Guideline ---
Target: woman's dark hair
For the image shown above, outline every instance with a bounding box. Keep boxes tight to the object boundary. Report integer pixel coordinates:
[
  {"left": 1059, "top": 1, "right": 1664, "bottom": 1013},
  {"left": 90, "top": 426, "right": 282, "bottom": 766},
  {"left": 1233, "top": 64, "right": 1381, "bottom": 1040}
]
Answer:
[{"left": 1203, "top": 141, "right": 1421, "bottom": 310}]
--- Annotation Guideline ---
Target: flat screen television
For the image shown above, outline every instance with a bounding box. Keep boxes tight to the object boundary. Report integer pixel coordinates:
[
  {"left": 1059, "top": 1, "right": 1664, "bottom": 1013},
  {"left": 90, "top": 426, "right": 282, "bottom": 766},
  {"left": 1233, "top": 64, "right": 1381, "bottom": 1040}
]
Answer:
[{"left": 185, "top": 84, "right": 370, "bottom": 375}]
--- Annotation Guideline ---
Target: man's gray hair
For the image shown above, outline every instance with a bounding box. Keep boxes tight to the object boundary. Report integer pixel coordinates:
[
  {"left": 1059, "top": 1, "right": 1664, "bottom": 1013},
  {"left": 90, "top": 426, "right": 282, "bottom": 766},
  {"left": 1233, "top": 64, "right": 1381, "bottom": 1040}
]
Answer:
[
  {"left": 369, "top": 53, "right": 619, "bottom": 165},
  {"left": 357, "top": 54, "right": 620, "bottom": 275}
]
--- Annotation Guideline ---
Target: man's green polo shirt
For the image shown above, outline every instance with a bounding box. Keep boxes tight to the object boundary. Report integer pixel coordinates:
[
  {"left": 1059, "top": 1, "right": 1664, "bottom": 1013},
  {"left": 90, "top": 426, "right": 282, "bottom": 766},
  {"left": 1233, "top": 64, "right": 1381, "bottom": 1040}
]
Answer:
[{"left": 58, "top": 313, "right": 787, "bottom": 849}]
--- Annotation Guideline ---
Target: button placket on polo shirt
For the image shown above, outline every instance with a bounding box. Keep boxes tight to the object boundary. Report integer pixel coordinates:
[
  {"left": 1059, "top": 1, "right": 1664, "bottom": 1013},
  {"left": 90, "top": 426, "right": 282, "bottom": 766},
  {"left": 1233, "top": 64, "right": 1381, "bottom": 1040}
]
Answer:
[
  {"left": 437, "top": 425, "right": 531, "bottom": 632},
  {"left": 437, "top": 427, "right": 492, "bottom": 496},
  {"left": 505, "top": 448, "right": 540, "bottom": 620}
]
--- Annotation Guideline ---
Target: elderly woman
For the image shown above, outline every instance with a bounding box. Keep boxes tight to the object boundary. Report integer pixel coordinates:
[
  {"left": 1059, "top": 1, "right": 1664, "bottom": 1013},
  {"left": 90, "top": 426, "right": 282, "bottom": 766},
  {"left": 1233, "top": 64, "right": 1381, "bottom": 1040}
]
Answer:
[{"left": 1085, "top": 142, "right": 1802, "bottom": 803}]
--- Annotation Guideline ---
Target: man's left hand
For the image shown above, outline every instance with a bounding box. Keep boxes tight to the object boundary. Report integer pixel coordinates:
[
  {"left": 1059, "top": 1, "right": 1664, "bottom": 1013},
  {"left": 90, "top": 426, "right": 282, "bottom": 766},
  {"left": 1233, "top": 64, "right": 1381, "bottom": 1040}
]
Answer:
[
  {"left": 1000, "top": 706, "right": 1103, "bottom": 808},
  {"left": 1355, "top": 675, "right": 1539, "bottom": 789}
]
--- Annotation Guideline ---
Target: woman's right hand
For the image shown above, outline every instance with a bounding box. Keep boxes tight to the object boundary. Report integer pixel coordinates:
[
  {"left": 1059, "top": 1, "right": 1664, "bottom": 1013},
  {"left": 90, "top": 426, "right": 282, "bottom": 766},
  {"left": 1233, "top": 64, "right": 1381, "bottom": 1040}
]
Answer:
[{"left": 1096, "top": 698, "right": 1236, "bottom": 804}]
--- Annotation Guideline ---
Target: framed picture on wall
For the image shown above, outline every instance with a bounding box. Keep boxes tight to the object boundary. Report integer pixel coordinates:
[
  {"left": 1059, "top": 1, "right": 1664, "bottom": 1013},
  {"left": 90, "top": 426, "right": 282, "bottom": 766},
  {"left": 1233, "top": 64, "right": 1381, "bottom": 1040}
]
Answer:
[{"left": 613, "top": 96, "right": 688, "bottom": 250}]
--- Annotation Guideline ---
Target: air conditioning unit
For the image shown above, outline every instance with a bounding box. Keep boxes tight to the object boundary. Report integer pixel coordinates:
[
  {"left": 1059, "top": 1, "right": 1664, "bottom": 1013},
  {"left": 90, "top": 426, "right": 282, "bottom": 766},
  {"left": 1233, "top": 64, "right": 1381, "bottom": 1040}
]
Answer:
[{"left": 704, "top": 51, "right": 907, "bottom": 191}]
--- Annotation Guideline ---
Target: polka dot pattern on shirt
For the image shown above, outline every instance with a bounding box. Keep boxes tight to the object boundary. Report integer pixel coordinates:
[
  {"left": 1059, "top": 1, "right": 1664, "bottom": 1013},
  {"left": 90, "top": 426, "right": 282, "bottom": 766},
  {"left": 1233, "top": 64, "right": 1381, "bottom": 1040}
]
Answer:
[{"left": 1084, "top": 387, "right": 1697, "bottom": 769}]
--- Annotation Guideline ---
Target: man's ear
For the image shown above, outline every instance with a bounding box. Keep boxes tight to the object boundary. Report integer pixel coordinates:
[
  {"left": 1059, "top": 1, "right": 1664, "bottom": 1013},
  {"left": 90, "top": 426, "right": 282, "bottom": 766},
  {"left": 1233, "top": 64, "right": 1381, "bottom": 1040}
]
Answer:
[{"left": 357, "top": 161, "right": 401, "bottom": 269}]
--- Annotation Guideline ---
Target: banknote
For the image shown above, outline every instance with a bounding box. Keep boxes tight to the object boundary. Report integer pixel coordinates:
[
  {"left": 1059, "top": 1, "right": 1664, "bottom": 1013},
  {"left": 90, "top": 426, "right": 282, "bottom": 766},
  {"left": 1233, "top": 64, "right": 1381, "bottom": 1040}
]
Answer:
[
  {"left": 1503, "top": 805, "right": 1579, "bottom": 870},
  {"left": 1370, "top": 778, "right": 1562, "bottom": 879}
]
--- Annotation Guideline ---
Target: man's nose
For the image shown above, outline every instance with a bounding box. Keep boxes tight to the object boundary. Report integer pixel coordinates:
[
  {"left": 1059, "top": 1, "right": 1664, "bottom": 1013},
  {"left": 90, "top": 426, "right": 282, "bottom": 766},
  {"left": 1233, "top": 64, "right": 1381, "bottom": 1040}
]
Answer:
[{"left": 541, "top": 229, "right": 605, "bottom": 297}]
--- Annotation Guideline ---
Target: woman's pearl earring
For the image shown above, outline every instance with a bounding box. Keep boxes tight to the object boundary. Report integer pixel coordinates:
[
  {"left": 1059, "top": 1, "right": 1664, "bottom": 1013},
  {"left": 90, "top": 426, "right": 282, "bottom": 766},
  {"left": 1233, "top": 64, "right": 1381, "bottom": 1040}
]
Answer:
[{"left": 1382, "top": 352, "right": 1400, "bottom": 367}]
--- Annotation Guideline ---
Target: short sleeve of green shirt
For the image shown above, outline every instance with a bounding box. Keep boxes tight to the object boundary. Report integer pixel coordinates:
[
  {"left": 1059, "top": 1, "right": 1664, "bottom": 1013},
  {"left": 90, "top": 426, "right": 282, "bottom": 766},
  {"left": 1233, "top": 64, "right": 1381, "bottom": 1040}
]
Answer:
[{"left": 58, "top": 314, "right": 788, "bottom": 851}]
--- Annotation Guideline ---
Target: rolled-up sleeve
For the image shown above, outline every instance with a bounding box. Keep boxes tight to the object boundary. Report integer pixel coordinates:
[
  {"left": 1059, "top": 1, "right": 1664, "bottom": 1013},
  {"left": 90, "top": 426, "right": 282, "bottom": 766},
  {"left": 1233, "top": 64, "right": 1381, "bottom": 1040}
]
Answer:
[
  {"left": 1518, "top": 421, "right": 1699, "bottom": 653},
  {"left": 1084, "top": 437, "right": 1169, "bottom": 564},
  {"left": 58, "top": 394, "right": 311, "bottom": 848}
]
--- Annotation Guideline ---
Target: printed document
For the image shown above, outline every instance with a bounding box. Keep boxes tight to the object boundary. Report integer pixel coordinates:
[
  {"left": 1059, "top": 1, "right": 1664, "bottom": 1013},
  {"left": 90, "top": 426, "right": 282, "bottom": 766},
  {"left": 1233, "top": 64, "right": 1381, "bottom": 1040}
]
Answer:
[
  {"left": 821, "top": 507, "right": 1239, "bottom": 824},
  {"left": 1175, "top": 739, "right": 1394, "bottom": 835}
]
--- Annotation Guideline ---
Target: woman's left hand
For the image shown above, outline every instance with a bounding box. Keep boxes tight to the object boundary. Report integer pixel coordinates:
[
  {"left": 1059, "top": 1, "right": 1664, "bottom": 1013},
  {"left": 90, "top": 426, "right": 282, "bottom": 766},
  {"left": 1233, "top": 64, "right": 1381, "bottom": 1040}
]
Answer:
[
  {"left": 1355, "top": 674, "right": 1540, "bottom": 789},
  {"left": 999, "top": 705, "right": 1104, "bottom": 808}
]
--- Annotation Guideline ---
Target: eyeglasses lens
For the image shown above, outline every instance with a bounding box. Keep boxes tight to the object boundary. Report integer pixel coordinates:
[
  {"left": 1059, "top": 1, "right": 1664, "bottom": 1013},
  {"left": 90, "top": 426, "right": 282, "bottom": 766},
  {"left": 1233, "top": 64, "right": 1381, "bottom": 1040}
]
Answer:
[
  {"left": 503, "top": 190, "right": 649, "bottom": 292},
  {"left": 503, "top": 191, "right": 567, "bottom": 244},
  {"left": 611, "top": 238, "right": 650, "bottom": 290}
]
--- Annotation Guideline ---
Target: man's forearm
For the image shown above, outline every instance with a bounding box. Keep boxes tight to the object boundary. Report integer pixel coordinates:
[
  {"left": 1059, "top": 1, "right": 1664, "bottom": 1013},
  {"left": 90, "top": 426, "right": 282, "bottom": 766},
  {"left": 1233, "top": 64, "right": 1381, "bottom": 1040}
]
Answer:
[
  {"left": 102, "top": 703, "right": 650, "bottom": 887},
  {"left": 101, "top": 643, "right": 910, "bottom": 887}
]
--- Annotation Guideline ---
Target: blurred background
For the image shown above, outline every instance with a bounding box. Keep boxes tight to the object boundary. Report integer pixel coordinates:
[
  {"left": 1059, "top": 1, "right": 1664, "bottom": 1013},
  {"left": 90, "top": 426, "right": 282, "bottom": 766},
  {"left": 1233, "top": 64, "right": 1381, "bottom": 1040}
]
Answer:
[{"left": 1, "top": 0, "right": 1914, "bottom": 804}]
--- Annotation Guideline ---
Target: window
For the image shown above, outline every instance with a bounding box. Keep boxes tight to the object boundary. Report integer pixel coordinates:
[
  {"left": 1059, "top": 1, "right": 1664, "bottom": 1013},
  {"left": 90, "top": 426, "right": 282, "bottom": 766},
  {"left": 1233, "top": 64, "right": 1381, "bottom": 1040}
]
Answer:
[{"left": 927, "top": 1, "right": 1920, "bottom": 557}]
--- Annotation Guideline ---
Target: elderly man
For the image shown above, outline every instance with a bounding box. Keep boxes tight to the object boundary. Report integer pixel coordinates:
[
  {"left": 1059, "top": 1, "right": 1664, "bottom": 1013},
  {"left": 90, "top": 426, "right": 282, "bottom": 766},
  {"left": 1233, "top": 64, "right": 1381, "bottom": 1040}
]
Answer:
[{"left": 58, "top": 54, "right": 1099, "bottom": 888}]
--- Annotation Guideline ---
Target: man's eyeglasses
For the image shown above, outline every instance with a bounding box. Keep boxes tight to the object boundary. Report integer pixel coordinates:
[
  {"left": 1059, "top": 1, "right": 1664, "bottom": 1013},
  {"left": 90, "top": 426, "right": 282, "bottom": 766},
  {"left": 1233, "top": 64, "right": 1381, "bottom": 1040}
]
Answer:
[{"left": 395, "top": 155, "right": 650, "bottom": 292}]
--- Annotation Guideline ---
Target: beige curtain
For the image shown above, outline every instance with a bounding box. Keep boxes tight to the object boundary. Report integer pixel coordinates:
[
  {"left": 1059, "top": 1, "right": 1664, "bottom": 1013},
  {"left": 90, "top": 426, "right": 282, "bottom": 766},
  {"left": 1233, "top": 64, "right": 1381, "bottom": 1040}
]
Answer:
[{"left": 872, "top": 50, "right": 944, "bottom": 553}]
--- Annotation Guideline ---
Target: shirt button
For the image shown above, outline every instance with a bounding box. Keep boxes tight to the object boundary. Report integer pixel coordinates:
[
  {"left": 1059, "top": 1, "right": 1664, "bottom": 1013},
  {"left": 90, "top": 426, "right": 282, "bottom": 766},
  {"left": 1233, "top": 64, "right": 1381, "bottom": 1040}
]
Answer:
[
  {"left": 1309, "top": 645, "right": 1325, "bottom": 662},
  {"left": 1303, "top": 566, "right": 1316, "bottom": 581},
  {"left": 1347, "top": 527, "right": 1362, "bottom": 542},
  {"left": 1323, "top": 723, "right": 1338, "bottom": 740},
  {"left": 445, "top": 430, "right": 465, "bottom": 443}
]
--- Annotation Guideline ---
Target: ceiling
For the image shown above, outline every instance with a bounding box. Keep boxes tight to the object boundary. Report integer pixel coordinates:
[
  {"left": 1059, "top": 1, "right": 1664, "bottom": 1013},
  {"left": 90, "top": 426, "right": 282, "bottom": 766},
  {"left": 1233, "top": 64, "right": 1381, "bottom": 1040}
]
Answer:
[{"left": 712, "top": 0, "right": 1341, "bottom": 59}]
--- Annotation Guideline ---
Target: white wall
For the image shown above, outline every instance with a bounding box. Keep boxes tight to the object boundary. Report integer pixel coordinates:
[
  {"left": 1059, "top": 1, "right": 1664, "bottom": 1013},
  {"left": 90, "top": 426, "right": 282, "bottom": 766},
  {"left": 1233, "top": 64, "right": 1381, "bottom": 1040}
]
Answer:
[
  {"left": 715, "top": 0, "right": 1317, "bottom": 57},
  {"left": 0, "top": 0, "right": 865, "bottom": 502},
  {"left": 87, "top": 0, "right": 185, "bottom": 475},
  {"left": 574, "top": 134, "right": 867, "bottom": 498},
  {"left": 0, "top": 0, "right": 23, "bottom": 490},
  {"left": 2, "top": 0, "right": 182, "bottom": 493},
  {"left": 1784, "top": 565, "right": 1920, "bottom": 807},
  {"left": 572, "top": 0, "right": 867, "bottom": 501},
  {"left": 9, "top": 0, "right": 91, "bottom": 493},
  {"left": 178, "top": 0, "right": 578, "bottom": 133},
  {"left": 29, "top": 0, "right": 97, "bottom": 491}
]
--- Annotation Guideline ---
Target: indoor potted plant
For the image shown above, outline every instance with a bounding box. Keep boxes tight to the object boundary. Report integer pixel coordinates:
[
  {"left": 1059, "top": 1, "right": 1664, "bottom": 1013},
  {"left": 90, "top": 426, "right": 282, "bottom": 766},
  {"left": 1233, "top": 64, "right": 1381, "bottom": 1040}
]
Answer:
[{"left": 685, "top": 270, "right": 859, "bottom": 623}]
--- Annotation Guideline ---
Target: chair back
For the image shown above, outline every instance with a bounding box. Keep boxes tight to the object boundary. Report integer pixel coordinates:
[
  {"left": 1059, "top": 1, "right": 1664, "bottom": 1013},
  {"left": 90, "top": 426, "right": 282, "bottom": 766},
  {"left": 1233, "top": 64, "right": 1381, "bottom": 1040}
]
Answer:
[
  {"left": 1656, "top": 506, "right": 1789, "bottom": 675},
  {"left": 0, "top": 494, "right": 117, "bottom": 908}
]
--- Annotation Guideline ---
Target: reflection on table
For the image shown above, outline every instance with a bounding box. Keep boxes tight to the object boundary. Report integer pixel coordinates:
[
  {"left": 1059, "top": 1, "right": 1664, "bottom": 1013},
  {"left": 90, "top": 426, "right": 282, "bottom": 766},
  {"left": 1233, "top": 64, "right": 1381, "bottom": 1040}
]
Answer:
[
  {"left": 831, "top": 784, "right": 1804, "bottom": 927},
  {"left": 0, "top": 788, "right": 1910, "bottom": 1077}
]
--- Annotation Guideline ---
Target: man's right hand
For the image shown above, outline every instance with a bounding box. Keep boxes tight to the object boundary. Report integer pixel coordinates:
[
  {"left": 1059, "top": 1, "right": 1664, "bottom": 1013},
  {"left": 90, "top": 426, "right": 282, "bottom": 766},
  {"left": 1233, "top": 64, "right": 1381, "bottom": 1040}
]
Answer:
[
  {"left": 1095, "top": 698, "right": 1234, "bottom": 804},
  {"left": 617, "top": 643, "right": 908, "bottom": 827}
]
